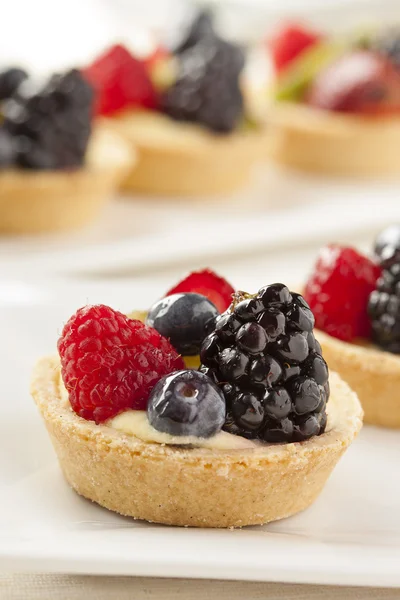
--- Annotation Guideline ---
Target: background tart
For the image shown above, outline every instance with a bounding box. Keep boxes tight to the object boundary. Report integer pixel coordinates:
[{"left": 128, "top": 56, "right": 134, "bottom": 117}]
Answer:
[
  {"left": 31, "top": 356, "right": 362, "bottom": 528},
  {"left": 267, "top": 103, "right": 400, "bottom": 177},
  {"left": 0, "top": 125, "right": 133, "bottom": 235},
  {"left": 316, "top": 329, "right": 400, "bottom": 429},
  {"left": 106, "top": 110, "right": 264, "bottom": 196}
]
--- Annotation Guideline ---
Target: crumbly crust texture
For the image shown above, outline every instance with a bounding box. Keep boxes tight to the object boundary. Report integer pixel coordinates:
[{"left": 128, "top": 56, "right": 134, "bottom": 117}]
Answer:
[
  {"left": 268, "top": 103, "right": 400, "bottom": 177},
  {"left": 0, "top": 126, "right": 133, "bottom": 234},
  {"left": 316, "top": 329, "right": 400, "bottom": 428},
  {"left": 31, "top": 356, "right": 362, "bottom": 528},
  {"left": 106, "top": 110, "right": 264, "bottom": 196}
]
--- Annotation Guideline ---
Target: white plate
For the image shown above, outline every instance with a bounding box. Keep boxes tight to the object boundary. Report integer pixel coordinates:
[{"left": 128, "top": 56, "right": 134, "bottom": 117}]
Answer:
[{"left": 1, "top": 278, "right": 400, "bottom": 587}]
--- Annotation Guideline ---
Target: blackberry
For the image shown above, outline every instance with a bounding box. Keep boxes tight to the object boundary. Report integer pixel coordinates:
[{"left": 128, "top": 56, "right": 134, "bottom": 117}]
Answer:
[
  {"left": 162, "top": 34, "right": 245, "bottom": 133},
  {"left": 374, "top": 224, "right": 400, "bottom": 268},
  {"left": 0, "top": 68, "right": 28, "bottom": 101},
  {"left": 369, "top": 262, "right": 400, "bottom": 353},
  {"left": 172, "top": 9, "right": 215, "bottom": 55},
  {"left": 3, "top": 69, "right": 93, "bottom": 170},
  {"left": 200, "top": 284, "right": 329, "bottom": 443}
]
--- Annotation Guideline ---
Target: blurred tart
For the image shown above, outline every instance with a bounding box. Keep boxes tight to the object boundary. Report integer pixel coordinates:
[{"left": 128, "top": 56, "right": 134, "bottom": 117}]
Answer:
[
  {"left": 304, "top": 227, "right": 400, "bottom": 428},
  {"left": 0, "top": 68, "right": 132, "bottom": 234},
  {"left": 267, "top": 24, "right": 400, "bottom": 176},
  {"left": 31, "top": 272, "right": 362, "bottom": 528},
  {"left": 84, "top": 11, "right": 264, "bottom": 196}
]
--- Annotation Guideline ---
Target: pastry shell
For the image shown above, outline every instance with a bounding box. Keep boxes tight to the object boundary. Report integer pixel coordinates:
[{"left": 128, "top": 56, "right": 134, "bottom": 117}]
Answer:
[{"left": 31, "top": 356, "right": 362, "bottom": 528}]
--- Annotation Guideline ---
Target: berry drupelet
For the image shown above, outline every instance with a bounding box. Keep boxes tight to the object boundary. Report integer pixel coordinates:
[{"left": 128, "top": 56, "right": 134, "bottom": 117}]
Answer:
[
  {"left": 200, "top": 284, "right": 329, "bottom": 443},
  {"left": 3, "top": 69, "right": 94, "bottom": 170}
]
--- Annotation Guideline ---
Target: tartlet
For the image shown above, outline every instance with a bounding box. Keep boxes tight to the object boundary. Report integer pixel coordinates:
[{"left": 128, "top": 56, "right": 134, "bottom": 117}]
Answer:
[
  {"left": 0, "top": 125, "right": 133, "bottom": 234},
  {"left": 268, "top": 103, "right": 400, "bottom": 177},
  {"left": 109, "top": 110, "right": 263, "bottom": 196},
  {"left": 32, "top": 356, "right": 362, "bottom": 528}
]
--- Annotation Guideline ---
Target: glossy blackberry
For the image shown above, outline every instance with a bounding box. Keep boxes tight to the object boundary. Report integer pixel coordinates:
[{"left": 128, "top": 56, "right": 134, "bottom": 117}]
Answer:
[
  {"left": 162, "top": 35, "right": 245, "bottom": 133},
  {"left": 200, "top": 284, "right": 329, "bottom": 443},
  {"left": 3, "top": 69, "right": 93, "bottom": 170},
  {"left": 0, "top": 68, "right": 28, "bottom": 101},
  {"left": 369, "top": 262, "right": 400, "bottom": 353},
  {"left": 374, "top": 224, "right": 400, "bottom": 268}
]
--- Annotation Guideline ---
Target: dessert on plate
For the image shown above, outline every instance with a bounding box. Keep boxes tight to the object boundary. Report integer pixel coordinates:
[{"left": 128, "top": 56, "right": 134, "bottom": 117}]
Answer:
[
  {"left": 267, "top": 23, "right": 400, "bottom": 176},
  {"left": 31, "top": 269, "right": 362, "bottom": 528},
  {"left": 83, "top": 11, "right": 264, "bottom": 196},
  {"left": 304, "top": 225, "right": 400, "bottom": 428},
  {"left": 0, "top": 67, "right": 132, "bottom": 234}
]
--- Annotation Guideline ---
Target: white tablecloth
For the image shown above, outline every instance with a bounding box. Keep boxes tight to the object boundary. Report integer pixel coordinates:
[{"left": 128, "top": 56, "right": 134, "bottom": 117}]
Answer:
[{"left": 1, "top": 575, "right": 400, "bottom": 600}]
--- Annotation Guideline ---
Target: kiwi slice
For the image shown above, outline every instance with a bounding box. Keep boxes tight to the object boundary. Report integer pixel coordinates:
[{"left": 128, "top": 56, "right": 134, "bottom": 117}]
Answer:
[{"left": 274, "top": 40, "right": 347, "bottom": 102}]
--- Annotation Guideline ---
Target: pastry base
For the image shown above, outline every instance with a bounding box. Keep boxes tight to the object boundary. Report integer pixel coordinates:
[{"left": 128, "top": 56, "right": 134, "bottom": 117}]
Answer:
[
  {"left": 107, "top": 111, "right": 264, "bottom": 196},
  {"left": 268, "top": 103, "right": 400, "bottom": 177},
  {"left": 0, "top": 126, "right": 133, "bottom": 234},
  {"left": 31, "top": 357, "right": 362, "bottom": 528},
  {"left": 316, "top": 329, "right": 400, "bottom": 428}
]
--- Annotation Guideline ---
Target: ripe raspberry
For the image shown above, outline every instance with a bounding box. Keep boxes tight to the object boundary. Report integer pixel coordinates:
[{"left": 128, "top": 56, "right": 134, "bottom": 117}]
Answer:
[
  {"left": 269, "top": 23, "right": 321, "bottom": 73},
  {"left": 166, "top": 269, "right": 235, "bottom": 313},
  {"left": 58, "top": 305, "right": 184, "bottom": 423},
  {"left": 304, "top": 245, "right": 381, "bottom": 342},
  {"left": 83, "top": 44, "right": 157, "bottom": 116}
]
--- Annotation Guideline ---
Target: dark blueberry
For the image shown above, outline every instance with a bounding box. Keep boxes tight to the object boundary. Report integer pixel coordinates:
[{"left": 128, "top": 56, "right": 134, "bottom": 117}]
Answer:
[
  {"left": 287, "top": 376, "right": 321, "bottom": 415},
  {"left": 218, "top": 347, "right": 249, "bottom": 380},
  {"left": 262, "top": 418, "right": 294, "bottom": 444},
  {"left": 263, "top": 387, "right": 291, "bottom": 420},
  {"left": 287, "top": 294, "right": 315, "bottom": 332},
  {"left": 293, "top": 414, "right": 321, "bottom": 442},
  {"left": 249, "top": 355, "right": 282, "bottom": 386},
  {"left": 234, "top": 297, "right": 264, "bottom": 321},
  {"left": 200, "top": 334, "right": 222, "bottom": 366},
  {"left": 147, "top": 370, "right": 225, "bottom": 438},
  {"left": 304, "top": 354, "right": 329, "bottom": 385},
  {"left": 214, "top": 312, "right": 241, "bottom": 342},
  {"left": 231, "top": 393, "right": 264, "bottom": 431},
  {"left": 0, "top": 67, "right": 28, "bottom": 101},
  {"left": 258, "top": 283, "right": 292, "bottom": 308},
  {"left": 274, "top": 332, "right": 309, "bottom": 364},
  {"left": 147, "top": 293, "right": 219, "bottom": 355},
  {"left": 257, "top": 308, "right": 285, "bottom": 341},
  {"left": 236, "top": 322, "right": 267, "bottom": 354}
]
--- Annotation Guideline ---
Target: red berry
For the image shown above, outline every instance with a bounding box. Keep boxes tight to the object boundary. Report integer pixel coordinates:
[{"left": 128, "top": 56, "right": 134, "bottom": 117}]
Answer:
[
  {"left": 58, "top": 305, "right": 184, "bottom": 423},
  {"left": 269, "top": 23, "right": 321, "bottom": 73},
  {"left": 83, "top": 44, "right": 158, "bottom": 116},
  {"left": 307, "top": 51, "right": 400, "bottom": 114},
  {"left": 304, "top": 245, "right": 381, "bottom": 342},
  {"left": 166, "top": 269, "right": 235, "bottom": 313}
]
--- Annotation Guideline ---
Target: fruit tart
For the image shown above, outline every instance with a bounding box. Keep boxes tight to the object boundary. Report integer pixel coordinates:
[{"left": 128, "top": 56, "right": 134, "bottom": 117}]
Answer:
[
  {"left": 304, "top": 226, "right": 400, "bottom": 428},
  {"left": 0, "top": 68, "right": 132, "bottom": 234},
  {"left": 31, "top": 269, "right": 362, "bottom": 528},
  {"left": 83, "top": 11, "right": 264, "bottom": 196},
  {"left": 267, "top": 23, "right": 400, "bottom": 176}
]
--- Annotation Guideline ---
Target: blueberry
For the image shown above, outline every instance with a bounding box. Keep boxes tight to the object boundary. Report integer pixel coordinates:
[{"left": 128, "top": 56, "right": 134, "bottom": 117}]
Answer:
[
  {"left": 146, "top": 293, "right": 219, "bottom": 355},
  {"left": 147, "top": 370, "right": 226, "bottom": 438}
]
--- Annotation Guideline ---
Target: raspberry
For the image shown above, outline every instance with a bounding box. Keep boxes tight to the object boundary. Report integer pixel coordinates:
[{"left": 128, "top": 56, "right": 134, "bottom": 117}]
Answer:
[
  {"left": 166, "top": 269, "right": 234, "bottom": 313},
  {"left": 58, "top": 305, "right": 184, "bottom": 423},
  {"left": 269, "top": 23, "right": 321, "bottom": 73},
  {"left": 200, "top": 284, "right": 329, "bottom": 443},
  {"left": 83, "top": 44, "right": 157, "bottom": 116},
  {"left": 304, "top": 245, "right": 381, "bottom": 342}
]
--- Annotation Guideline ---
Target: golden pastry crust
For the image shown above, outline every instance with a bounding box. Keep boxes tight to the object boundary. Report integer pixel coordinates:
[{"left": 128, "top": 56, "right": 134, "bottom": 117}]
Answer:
[
  {"left": 268, "top": 103, "right": 400, "bottom": 177},
  {"left": 106, "top": 110, "right": 264, "bottom": 196},
  {"left": 0, "top": 125, "right": 133, "bottom": 234},
  {"left": 31, "top": 356, "right": 362, "bottom": 528},
  {"left": 316, "top": 329, "right": 400, "bottom": 428}
]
